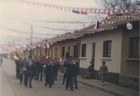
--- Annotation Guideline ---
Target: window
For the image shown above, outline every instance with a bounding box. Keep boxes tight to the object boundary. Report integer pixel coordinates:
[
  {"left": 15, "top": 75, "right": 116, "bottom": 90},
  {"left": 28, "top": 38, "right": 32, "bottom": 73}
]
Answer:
[
  {"left": 68, "top": 46, "right": 70, "bottom": 55},
  {"left": 103, "top": 40, "right": 112, "bottom": 57},
  {"left": 45, "top": 48, "right": 47, "bottom": 55},
  {"left": 129, "top": 37, "right": 139, "bottom": 58},
  {"left": 73, "top": 45, "right": 78, "bottom": 58},
  {"left": 62, "top": 47, "right": 65, "bottom": 57},
  {"left": 55, "top": 48, "right": 57, "bottom": 56},
  {"left": 51, "top": 48, "right": 53, "bottom": 57},
  {"left": 81, "top": 44, "right": 86, "bottom": 57}
]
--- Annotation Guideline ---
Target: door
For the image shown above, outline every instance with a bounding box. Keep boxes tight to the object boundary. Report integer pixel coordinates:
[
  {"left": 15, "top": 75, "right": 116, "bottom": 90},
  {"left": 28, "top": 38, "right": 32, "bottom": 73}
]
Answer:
[{"left": 91, "top": 42, "right": 96, "bottom": 70}]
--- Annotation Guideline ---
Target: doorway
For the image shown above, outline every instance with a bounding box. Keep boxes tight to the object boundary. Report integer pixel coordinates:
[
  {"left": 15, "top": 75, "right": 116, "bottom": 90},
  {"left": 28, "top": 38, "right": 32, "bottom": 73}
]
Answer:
[{"left": 91, "top": 42, "right": 96, "bottom": 70}]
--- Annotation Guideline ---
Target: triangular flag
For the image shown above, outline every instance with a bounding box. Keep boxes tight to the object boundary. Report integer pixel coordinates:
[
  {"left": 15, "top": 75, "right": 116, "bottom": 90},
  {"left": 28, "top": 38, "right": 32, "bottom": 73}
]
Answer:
[
  {"left": 72, "top": 10, "right": 80, "bottom": 14},
  {"left": 108, "top": 11, "right": 116, "bottom": 17},
  {"left": 81, "top": 11, "right": 88, "bottom": 15}
]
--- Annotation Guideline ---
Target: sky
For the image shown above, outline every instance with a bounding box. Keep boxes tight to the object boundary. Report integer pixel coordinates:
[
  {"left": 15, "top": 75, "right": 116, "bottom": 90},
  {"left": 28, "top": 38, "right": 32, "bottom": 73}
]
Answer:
[
  {"left": 0, "top": 0, "right": 102, "bottom": 46},
  {"left": 0, "top": 0, "right": 139, "bottom": 53}
]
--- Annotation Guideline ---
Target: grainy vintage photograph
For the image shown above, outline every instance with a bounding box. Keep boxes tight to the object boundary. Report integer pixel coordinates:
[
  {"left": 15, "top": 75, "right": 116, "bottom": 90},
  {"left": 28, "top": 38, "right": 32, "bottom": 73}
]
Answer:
[{"left": 0, "top": 0, "right": 139, "bottom": 96}]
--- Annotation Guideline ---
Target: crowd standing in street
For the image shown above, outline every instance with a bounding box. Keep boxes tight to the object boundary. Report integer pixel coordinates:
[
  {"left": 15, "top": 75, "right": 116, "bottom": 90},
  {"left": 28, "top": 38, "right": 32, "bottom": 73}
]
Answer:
[
  {"left": 63, "top": 57, "right": 79, "bottom": 91},
  {"left": 24, "top": 56, "right": 34, "bottom": 88},
  {"left": 14, "top": 57, "right": 20, "bottom": 79},
  {"left": 13, "top": 54, "right": 80, "bottom": 91},
  {"left": 13, "top": 54, "right": 109, "bottom": 90},
  {"left": 0, "top": 55, "right": 3, "bottom": 66}
]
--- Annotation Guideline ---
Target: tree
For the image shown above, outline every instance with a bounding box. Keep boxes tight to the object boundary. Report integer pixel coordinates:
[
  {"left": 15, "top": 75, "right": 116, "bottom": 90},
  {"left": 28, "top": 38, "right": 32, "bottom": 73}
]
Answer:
[
  {"left": 97, "top": 0, "right": 139, "bottom": 9},
  {"left": 88, "top": 0, "right": 139, "bottom": 23}
]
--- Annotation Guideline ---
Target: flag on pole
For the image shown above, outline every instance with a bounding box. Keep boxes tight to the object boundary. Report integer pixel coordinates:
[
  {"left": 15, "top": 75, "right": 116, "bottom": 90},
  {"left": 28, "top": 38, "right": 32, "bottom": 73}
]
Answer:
[
  {"left": 95, "top": 20, "right": 100, "bottom": 29},
  {"left": 72, "top": 10, "right": 80, "bottom": 14},
  {"left": 116, "top": 13, "right": 123, "bottom": 17},
  {"left": 108, "top": 11, "right": 116, "bottom": 17},
  {"left": 80, "top": 11, "right": 88, "bottom": 15}
]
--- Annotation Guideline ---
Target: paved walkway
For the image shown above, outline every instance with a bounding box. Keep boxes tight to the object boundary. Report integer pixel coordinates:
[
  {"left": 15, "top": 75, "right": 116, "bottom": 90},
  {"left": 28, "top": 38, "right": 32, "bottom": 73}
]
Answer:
[
  {"left": 58, "top": 71, "right": 139, "bottom": 96},
  {"left": 0, "top": 58, "right": 139, "bottom": 96},
  {"left": 1, "top": 58, "right": 117, "bottom": 96},
  {"left": 0, "top": 64, "right": 16, "bottom": 96}
]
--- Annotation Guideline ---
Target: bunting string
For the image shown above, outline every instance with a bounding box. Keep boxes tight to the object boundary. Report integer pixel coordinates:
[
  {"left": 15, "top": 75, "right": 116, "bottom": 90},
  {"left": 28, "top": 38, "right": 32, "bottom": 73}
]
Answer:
[
  {"left": 1, "top": 14, "right": 139, "bottom": 38},
  {"left": 32, "top": 20, "right": 96, "bottom": 24},
  {"left": 19, "top": 0, "right": 140, "bottom": 16},
  {"left": 0, "top": 26, "right": 118, "bottom": 53},
  {"left": 3, "top": 16, "right": 96, "bottom": 24},
  {"left": 3, "top": 14, "right": 140, "bottom": 26}
]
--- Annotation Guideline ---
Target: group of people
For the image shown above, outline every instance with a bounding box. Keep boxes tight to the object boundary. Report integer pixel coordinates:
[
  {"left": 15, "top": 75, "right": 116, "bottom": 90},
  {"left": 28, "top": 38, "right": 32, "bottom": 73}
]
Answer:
[
  {"left": 62, "top": 57, "right": 79, "bottom": 91},
  {"left": 87, "top": 61, "right": 108, "bottom": 86},
  {"left": 0, "top": 55, "right": 3, "bottom": 66},
  {"left": 14, "top": 56, "right": 60, "bottom": 88},
  {"left": 14, "top": 54, "right": 108, "bottom": 90},
  {"left": 14, "top": 55, "right": 80, "bottom": 91}
]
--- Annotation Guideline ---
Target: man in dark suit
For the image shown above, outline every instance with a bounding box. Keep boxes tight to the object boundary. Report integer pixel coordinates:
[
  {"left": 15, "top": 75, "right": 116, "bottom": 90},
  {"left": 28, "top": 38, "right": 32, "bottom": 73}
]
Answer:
[
  {"left": 65, "top": 57, "right": 73, "bottom": 91},
  {"left": 45, "top": 60, "right": 54, "bottom": 88},
  {"left": 24, "top": 57, "right": 34, "bottom": 88}
]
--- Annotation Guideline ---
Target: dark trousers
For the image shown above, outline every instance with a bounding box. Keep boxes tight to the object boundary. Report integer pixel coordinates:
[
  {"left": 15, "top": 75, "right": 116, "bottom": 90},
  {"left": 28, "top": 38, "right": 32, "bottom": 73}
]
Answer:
[
  {"left": 19, "top": 73, "right": 23, "bottom": 84},
  {"left": 73, "top": 74, "right": 78, "bottom": 88},
  {"left": 101, "top": 73, "right": 107, "bottom": 83},
  {"left": 63, "top": 73, "right": 66, "bottom": 84},
  {"left": 66, "top": 74, "right": 73, "bottom": 90},
  {"left": 16, "top": 68, "right": 19, "bottom": 79},
  {"left": 52, "top": 73, "right": 54, "bottom": 85},
  {"left": 25, "top": 73, "right": 32, "bottom": 87},
  {"left": 37, "top": 70, "right": 43, "bottom": 81},
  {"left": 54, "top": 70, "right": 58, "bottom": 80},
  {"left": 32, "top": 69, "right": 37, "bottom": 80},
  {"left": 24, "top": 73, "right": 26, "bottom": 85},
  {"left": 45, "top": 73, "right": 52, "bottom": 87}
]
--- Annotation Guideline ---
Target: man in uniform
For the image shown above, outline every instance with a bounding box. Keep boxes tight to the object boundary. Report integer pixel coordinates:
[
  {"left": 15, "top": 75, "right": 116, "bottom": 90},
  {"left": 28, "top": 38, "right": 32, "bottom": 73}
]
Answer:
[
  {"left": 45, "top": 60, "right": 54, "bottom": 88},
  {"left": 24, "top": 57, "right": 34, "bottom": 88},
  {"left": 0, "top": 55, "right": 3, "bottom": 66},
  {"left": 14, "top": 56, "right": 20, "bottom": 79},
  {"left": 39, "top": 55, "right": 46, "bottom": 81},
  {"left": 53, "top": 58, "right": 59, "bottom": 81},
  {"left": 72, "top": 58, "right": 79, "bottom": 89},
  {"left": 65, "top": 57, "right": 73, "bottom": 91},
  {"left": 19, "top": 57, "right": 25, "bottom": 84},
  {"left": 62, "top": 58, "right": 69, "bottom": 84}
]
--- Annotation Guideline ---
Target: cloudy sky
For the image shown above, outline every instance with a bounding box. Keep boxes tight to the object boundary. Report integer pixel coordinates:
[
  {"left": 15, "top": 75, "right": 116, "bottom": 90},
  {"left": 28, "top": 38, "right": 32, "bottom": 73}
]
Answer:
[
  {"left": 0, "top": 0, "right": 138, "bottom": 51},
  {"left": 0, "top": 0, "right": 102, "bottom": 46}
]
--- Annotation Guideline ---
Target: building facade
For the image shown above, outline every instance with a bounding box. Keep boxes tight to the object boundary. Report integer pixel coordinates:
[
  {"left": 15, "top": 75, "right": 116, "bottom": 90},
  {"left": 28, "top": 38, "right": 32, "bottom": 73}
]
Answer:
[
  {"left": 47, "top": 21, "right": 139, "bottom": 90},
  {"left": 30, "top": 19, "right": 139, "bottom": 90}
]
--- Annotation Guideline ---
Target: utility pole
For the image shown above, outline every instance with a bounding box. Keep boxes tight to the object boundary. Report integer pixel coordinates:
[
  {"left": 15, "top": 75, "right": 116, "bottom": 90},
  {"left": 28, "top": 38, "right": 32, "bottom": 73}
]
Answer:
[
  {"left": 29, "top": 24, "right": 33, "bottom": 58},
  {"left": 31, "top": 24, "right": 33, "bottom": 46}
]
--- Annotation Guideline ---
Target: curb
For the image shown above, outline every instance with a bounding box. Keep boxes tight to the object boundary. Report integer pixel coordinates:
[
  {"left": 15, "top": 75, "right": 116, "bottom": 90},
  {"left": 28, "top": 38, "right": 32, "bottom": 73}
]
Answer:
[
  {"left": 58, "top": 74, "right": 125, "bottom": 96},
  {"left": 2, "top": 69, "right": 18, "bottom": 96},
  {"left": 77, "top": 80, "right": 125, "bottom": 96}
]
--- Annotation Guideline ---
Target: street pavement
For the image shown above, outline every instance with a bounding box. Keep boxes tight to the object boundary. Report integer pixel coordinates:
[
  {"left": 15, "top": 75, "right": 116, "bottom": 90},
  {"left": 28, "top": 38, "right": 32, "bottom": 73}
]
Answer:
[
  {"left": 58, "top": 72, "right": 139, "bottom": 96},
  {"left": 0, "top": 58, "right": 139, "bottom": 96}
]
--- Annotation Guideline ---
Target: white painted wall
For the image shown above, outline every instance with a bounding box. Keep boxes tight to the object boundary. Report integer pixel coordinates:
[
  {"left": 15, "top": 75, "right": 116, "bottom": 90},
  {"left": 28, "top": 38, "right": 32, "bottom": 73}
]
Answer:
[{"left": 80, "top": 30, "right": 122, "bottom": 74}]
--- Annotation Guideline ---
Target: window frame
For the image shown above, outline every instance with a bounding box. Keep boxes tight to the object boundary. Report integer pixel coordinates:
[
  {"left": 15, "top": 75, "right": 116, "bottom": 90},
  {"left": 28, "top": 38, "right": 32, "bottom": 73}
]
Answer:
[
  {"left": 103, "top": 40, "right": 112, "bottom": 58},
  {"left": 55, "top": 48, "right": 58, "bottom": 57},
  {"left": 61, "top": 47, "right": 65, "bottom": 57},
  {"left": 73, "top": 45, "right": 78, "bottom": 58},
  {"left": 81, "top": 44, "right": 87, "bottom": 57},
  {"left": 129, "top": 37, "right": 139, "bottom": 58}
]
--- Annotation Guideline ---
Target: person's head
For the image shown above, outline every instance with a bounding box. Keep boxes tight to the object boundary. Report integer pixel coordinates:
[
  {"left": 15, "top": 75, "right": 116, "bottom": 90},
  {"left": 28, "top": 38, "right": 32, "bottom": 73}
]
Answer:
[
  {"left": 50, "top": 60, "right": 53, "bottom": 64},
  {"left": 102, "top": 61, "right": 105, "bottom": 65},
  {"left": 29, "top": 56, "right": 32, "bottom": 60},
  {"left": 24, "top": 56, "right": 28, "bottom": 60},
  {"left": 54, "top": 57, "right": 57, "bottom": 61}
]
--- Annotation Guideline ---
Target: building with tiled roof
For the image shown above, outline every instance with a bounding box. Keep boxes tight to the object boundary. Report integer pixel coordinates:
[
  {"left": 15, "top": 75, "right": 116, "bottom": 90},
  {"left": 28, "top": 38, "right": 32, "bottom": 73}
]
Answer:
[{"left": 28, "top": 14, "right": 139, "bottom": 90}]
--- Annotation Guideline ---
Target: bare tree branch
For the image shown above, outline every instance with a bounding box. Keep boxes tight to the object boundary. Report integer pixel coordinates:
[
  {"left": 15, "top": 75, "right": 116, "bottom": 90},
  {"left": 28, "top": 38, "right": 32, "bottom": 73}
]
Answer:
[{"left": 96, "top": 0, "right": 138, "bottom": 9}]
